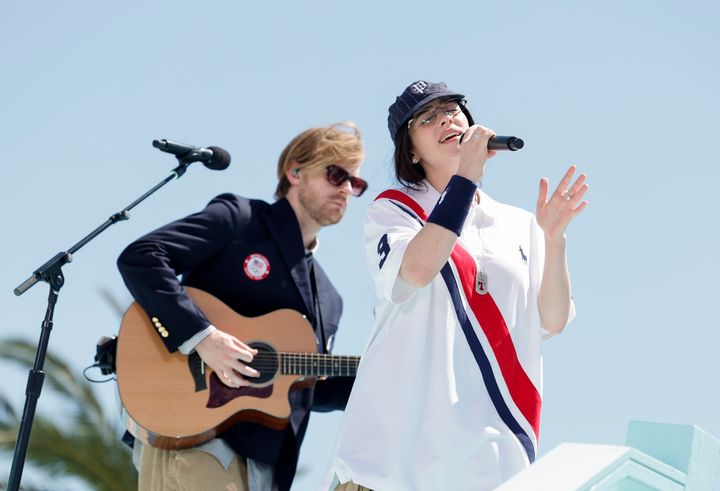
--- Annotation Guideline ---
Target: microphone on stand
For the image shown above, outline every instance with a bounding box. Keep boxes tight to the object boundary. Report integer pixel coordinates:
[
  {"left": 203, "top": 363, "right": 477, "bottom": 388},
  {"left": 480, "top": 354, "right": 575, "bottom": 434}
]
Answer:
[{"left": 152, "top": 139, "right": 231, "bottom": 169}]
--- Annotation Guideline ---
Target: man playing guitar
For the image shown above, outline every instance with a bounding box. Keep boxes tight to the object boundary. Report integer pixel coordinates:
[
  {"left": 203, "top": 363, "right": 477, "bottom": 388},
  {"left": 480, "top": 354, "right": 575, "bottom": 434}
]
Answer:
[{"left": 117, "top": 122, "right": 367, "bottom": 491}]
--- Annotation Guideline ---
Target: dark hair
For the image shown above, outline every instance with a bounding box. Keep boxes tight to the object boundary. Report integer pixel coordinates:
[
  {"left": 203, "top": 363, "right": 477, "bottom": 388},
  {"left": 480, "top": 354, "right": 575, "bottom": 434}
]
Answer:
[
  {"left": 393, "top": 125, "right": 427, "bottom": 191},
  {"left": 392, "top": 96, "right": 474, "bottom": 191}
]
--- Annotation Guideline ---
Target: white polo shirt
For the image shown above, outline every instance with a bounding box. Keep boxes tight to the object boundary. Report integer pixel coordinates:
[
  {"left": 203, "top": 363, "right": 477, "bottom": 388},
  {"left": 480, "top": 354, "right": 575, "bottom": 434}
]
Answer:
[{"left": 324, "top": 182, "right": 574, "bottom": 491}]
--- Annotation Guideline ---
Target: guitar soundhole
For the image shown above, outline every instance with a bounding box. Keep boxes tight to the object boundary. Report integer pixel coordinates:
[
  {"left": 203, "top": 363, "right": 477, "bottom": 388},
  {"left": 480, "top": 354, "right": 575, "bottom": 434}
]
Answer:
[{"left": 245, "top": 342, "right": 278, "bottom": 385}]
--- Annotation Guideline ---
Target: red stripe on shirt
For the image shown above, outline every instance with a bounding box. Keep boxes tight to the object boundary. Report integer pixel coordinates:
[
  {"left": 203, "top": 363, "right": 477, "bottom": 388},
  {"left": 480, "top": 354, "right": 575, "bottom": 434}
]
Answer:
[{"left": 375, "top": 189, "right": 541, "bottom": 438}]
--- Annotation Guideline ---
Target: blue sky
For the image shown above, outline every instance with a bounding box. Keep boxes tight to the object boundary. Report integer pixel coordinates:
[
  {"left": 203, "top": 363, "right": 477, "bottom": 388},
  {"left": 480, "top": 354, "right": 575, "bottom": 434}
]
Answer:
[{"left": 2, "top": 1, "right": 719, "bottom": 489}]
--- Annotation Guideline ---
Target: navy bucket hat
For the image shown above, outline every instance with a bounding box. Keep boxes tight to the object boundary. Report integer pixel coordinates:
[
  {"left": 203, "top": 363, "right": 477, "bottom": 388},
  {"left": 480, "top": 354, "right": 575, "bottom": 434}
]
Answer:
[{"left": 387, "top": 80, "right": 475, "bottom": 143}]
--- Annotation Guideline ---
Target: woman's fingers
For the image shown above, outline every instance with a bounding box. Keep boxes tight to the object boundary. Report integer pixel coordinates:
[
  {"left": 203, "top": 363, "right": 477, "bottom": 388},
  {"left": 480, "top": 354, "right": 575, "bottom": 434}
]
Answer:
[
  {"left": 568, "top": 182, "right": 589, "bottom": 206},
  {"left": 537, "top": 177, "right": 549, "bottom": 212},
  {"left": 567, "top": 173, "right": 587, "bottom": 197},
  {"left": 553, "top": 165, "right": 577, "bottom": 200}
]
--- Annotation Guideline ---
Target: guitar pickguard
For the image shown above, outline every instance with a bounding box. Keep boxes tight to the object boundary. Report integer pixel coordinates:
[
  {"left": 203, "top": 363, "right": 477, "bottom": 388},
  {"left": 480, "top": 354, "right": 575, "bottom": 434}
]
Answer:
[{"left": 206, "top": 373, "right": 273, "bottom": 408}]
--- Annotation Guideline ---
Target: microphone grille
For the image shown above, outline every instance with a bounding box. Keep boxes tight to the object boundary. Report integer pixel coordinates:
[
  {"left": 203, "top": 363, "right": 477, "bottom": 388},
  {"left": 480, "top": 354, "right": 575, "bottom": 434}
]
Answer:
[
  {"left": 206, "top": 146, "right": 231, "bottom": 170},
  {"left": 508, "top": 137, "right": 524, "bottom": 150}
]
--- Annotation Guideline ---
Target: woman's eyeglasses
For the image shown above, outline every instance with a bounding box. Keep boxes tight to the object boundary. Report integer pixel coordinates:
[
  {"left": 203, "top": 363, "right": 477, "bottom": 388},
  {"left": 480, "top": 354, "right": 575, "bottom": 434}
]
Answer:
[
  {"left": 407, "top": 99, "right": 465, "bottom": 129},
  {"left": 325, "top": 165, "right": 368, "bottom": 197}
]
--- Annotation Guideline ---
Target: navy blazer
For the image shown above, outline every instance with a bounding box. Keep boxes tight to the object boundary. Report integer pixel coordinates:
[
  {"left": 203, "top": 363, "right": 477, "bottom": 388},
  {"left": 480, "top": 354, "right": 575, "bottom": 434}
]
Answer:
[{"left": 117, "top": 193, "right": 354, "bottom": 491}]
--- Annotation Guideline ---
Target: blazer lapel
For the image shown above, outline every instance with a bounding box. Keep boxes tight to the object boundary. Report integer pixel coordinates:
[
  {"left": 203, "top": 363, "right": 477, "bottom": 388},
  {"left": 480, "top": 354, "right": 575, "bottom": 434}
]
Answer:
[{"left": 262, "top": 198, "right": 316, "bottom": 324}]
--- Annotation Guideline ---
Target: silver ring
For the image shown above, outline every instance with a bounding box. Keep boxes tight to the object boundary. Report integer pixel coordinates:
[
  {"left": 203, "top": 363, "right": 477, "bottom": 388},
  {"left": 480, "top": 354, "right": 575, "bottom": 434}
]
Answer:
[{"left": 562, "top": 191, "right": 572, "bottom": 201}]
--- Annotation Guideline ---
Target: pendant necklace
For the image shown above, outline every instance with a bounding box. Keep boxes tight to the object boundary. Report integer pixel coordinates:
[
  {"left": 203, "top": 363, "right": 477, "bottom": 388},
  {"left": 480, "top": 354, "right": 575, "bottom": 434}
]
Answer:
[
  {"left": 476, "top": 269, "right": 489, "bottom": 295},
  {"left": 474, "top": 195, "right": 489, "bottom": 295}
]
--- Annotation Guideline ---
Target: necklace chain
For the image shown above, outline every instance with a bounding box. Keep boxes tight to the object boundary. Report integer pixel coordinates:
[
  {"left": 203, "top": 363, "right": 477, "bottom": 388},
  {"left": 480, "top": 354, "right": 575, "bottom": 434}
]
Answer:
[{"left": 473, "top": 194, "right": 489, "bottom": 295}]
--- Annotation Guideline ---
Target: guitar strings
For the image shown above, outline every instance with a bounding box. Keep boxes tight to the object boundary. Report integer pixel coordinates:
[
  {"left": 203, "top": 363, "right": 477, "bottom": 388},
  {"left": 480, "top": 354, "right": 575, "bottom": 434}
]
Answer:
[{"left": 218, "top": 352, "right": 360, "bottom": 373}]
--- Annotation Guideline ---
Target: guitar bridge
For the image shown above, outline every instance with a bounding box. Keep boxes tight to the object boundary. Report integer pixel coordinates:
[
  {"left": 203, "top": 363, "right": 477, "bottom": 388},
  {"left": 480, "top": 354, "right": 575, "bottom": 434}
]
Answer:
[{"left": 188, "top": 352, "right": 207, "bottom": 392}]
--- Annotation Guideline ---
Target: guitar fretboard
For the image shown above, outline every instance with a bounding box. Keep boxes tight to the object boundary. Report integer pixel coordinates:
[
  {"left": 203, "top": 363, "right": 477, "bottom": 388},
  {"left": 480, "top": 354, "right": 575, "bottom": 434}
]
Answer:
[{"left": 280, "top": 353, "right": 360, "bottom": 377}]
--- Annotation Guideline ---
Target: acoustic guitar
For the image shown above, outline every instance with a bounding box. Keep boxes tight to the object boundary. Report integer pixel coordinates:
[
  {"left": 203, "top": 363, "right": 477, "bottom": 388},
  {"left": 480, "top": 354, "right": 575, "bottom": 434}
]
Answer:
[{"left": 116, "top": 287, "right": 360, "bottom": 450}]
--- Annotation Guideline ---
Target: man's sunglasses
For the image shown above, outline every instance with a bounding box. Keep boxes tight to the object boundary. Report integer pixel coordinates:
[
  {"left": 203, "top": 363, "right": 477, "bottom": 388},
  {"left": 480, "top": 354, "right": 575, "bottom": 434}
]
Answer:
[{"left": 325, "top": 165, "right": 368, "bottom": 197}]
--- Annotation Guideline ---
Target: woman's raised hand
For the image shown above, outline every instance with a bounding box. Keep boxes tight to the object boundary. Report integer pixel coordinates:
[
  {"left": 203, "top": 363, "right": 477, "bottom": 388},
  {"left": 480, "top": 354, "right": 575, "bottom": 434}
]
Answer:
[{"left": 536, "top": 165, "right": 589, "bottom": 241}]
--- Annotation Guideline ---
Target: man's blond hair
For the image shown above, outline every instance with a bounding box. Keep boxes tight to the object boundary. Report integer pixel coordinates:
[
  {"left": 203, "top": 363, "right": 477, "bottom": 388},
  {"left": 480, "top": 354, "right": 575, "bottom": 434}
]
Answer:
[{"left": 275, "top": 122, "right": 363, "bottom": 200}]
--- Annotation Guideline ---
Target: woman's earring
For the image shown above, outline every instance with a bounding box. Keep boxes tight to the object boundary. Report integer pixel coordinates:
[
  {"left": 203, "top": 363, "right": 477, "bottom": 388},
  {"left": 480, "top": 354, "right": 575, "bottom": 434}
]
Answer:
[{"left": 411, "top": 156, "right": 420, "bottom": 164}]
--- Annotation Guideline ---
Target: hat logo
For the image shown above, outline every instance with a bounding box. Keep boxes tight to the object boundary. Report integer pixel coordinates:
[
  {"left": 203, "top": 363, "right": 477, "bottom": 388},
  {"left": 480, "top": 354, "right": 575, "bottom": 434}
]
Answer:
[{"left": 410, "top": 81, "right": 428, "bottom": 94}]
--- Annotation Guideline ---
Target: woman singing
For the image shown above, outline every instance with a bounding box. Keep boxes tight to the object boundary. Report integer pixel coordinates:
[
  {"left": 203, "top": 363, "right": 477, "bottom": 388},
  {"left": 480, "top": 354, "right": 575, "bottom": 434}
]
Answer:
[{"left": 326, "top": 80, "right": 589, "bottom": 491}]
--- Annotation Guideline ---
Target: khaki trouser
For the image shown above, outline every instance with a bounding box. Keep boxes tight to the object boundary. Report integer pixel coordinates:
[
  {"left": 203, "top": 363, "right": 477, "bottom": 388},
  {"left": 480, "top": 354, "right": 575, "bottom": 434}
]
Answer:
[
  {"left": 138, "top": 443, "right": 249, "bottom": 491},
  {"left": 334, "top": 481, "right": 373, "bottom": 491}
]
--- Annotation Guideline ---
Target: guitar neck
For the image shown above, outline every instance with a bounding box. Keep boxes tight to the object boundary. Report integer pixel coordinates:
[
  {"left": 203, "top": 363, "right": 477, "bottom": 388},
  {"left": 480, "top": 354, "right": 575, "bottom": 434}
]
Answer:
[{"left": 280, "top": 353, "right": 360, "bottom": 377}]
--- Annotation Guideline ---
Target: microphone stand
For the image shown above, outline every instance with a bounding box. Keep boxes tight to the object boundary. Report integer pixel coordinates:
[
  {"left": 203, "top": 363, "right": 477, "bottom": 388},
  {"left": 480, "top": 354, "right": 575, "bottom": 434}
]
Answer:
[{"left": 8, "top": 156, "right": 197, "bottom": 491}]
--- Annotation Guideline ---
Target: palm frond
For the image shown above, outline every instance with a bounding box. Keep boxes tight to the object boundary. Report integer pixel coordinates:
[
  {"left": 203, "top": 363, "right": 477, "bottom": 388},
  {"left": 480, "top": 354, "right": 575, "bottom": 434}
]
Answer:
[
  {"left": 15, "top": 417, "right": 135, "bottom": 491},
  {"left": 0, "top": 478, "right": 54, "bottom": 491},
  {"left": 0, "top": 340, "right": 108, "bottom": 430},
  {"left": 0, "top": 338, "right": 136, "bottom": 491},
  {"left": 0, "top": 415, "right": 136, "bottom": 491},
  {"left": 0, "top": 393, "right": 20, "bottom": 430}
]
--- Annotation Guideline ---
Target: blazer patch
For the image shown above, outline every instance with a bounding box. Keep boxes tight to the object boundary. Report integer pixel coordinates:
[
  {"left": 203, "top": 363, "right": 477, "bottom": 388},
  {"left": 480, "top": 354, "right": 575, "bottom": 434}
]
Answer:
[{"left": 243, "top": 253, "right": 271, "bottom": 280}]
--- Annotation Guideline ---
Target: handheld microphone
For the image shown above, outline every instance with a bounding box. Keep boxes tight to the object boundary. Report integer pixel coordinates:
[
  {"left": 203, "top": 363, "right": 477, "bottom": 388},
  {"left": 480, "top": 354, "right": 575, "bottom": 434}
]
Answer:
[
  {"left": 153, "top": 139, "right": 231, "bottom": 170},
  {"left": 459, "top": 133, "right": 524, "bottom": 151}
]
